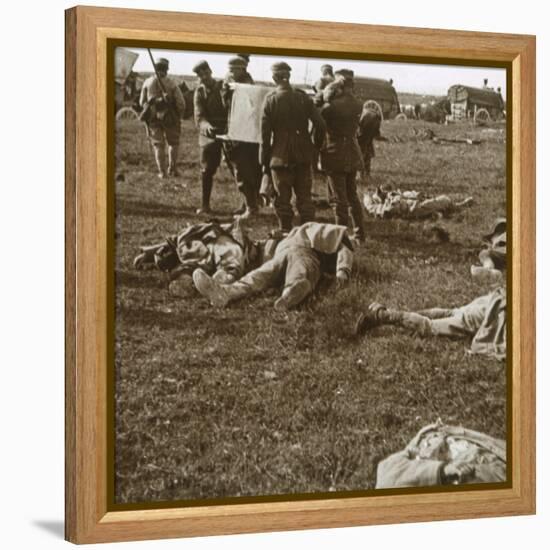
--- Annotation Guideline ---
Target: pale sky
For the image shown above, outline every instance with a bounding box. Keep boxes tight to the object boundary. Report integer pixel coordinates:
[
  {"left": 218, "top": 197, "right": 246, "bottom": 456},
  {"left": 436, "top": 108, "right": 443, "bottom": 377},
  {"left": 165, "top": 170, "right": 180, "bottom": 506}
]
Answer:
[{"left": 123, "top": 47, "right": 507, "bottom": 98}]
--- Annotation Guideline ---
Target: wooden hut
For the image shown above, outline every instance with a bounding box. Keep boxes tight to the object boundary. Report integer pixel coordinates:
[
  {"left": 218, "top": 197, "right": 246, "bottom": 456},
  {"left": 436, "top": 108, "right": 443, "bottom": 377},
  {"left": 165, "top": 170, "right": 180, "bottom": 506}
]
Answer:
[
  {"left": 352, "top": 77, "right": 400, "bottom": 120},
  {"left": 447, "top": 84, "right": 505, "bottom": 123}
]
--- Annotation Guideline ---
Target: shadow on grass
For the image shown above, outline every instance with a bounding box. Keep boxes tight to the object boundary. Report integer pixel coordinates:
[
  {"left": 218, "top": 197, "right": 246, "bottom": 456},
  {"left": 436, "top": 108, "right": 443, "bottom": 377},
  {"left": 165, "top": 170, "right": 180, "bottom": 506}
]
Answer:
[
  {"left": 115, "top": 269, "right": 167, "bottom": 290},
  {"left": 117, "top": 197, "right": 196, "bottom": 219}
]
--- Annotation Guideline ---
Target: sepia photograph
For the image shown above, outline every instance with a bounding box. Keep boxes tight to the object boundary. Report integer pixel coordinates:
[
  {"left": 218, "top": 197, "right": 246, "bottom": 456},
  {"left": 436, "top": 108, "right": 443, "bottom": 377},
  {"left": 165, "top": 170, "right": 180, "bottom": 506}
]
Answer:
[{"left": 112, "top": 44, "right": 508, "bottom": 506}]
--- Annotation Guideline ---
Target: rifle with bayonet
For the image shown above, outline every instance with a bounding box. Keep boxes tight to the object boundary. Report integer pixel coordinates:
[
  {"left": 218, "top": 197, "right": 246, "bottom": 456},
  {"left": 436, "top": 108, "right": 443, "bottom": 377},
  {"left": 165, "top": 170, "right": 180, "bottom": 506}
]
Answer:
[{"left": 139, "top": 49, "right": 177, "bottom": 126}]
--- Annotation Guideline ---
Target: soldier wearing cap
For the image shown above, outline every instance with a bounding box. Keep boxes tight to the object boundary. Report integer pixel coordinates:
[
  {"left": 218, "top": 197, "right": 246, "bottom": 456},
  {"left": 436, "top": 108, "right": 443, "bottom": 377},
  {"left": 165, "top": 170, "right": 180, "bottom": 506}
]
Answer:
[
  {"left": 319, "top": 69, "right": 366, "bottom": 243},
  {"left": 260, "top": 61, "right": 327, "bottom": 232},
  {"left": 312, "top": 64, "right": 335, "bottom": 105},
  {"left": 139, "top": 58, "right": 186, "bottom": 179},
  {"left": 233, "top": 54, "right": 254, "bottom": 84},
  {"left": 357, "top": 102, "right": 382, "bottom": 178},
  {"left": 221, "top": 56, "right": 262, "bottom": 218},
  {"left": 192, "top": 60, "right": 228, "bottom": 214}
]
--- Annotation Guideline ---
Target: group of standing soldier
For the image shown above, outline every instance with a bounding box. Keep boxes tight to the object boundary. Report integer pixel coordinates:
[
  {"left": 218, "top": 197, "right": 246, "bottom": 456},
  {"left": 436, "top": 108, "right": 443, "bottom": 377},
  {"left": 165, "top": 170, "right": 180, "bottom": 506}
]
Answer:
[{"left": 139, "top": 55, "right": 382, "bottom": 243}]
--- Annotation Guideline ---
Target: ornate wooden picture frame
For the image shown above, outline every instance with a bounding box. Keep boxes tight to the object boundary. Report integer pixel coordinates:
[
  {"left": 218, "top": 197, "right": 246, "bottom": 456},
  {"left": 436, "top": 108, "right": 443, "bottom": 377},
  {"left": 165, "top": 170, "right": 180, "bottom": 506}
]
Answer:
[{"left": 65, "top": 5, "right": 535, "bottom": 544}]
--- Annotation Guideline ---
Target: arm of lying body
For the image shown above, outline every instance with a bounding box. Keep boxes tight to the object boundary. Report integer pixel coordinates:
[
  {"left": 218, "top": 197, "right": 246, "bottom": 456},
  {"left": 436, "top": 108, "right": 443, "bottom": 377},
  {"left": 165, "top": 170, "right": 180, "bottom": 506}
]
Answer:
[{"left": 336, "top": 243, "right": 353, "bottom": 283}]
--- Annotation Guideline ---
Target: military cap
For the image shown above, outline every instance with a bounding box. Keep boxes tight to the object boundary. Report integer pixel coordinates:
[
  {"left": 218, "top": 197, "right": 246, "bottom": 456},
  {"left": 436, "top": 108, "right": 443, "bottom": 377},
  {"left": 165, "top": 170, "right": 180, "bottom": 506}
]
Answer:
[
  {"left": 271, "top": 61, "right": 292, "bottom": 74},
  {"left": 192, "top": 60, "right": 211, "bottom": 74},
  {"left": 155, "top": 57, "right": 170, "bottom": 68},
  {"left": 228, "top": 56, "right": 248, "bottom": 69},
  {"left": 320, "top": 64, "right": 333, "bottom": 72},
  {"left": 237, "top": 54, "right": 251, "bottom": 62},
  {"left": 334, "top": 68, "right": 354, "bottom": 81}
]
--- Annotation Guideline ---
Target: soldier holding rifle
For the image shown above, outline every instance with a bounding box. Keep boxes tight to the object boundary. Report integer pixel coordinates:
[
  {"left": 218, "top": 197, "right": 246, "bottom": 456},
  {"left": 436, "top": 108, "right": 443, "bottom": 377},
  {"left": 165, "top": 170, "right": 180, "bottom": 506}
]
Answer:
[{"left": 139, "top": 56, "right": 186, "bottom": 179}]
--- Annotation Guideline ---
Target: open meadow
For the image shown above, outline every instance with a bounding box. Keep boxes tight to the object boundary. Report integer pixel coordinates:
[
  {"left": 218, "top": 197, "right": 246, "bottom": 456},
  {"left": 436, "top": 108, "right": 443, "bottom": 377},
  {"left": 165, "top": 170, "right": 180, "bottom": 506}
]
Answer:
[{"left": 114, "top": 117, "right": 507, "bottom": 504}]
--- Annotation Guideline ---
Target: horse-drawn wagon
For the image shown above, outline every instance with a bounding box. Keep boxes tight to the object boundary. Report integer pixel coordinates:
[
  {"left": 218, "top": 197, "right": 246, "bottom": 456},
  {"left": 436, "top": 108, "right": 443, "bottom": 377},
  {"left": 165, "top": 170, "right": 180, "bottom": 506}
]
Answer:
[
  {"left": 352, "top": 77, "right": 401, "bottom": 120},
  {"left": 447, "top": 84, "right": 505, "bottom": 125},
  {"left": 114, "top": 48, "right": 143, "bottom": 120}
]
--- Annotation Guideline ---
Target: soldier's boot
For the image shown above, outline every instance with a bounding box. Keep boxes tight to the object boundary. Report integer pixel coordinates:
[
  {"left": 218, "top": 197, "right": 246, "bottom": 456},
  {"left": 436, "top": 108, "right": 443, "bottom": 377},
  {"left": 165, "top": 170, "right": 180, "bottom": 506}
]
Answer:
[
  {"left": 192, "top": 269, "right": 248, "bottom": 307},
  {"left": 196, "top": 172, "right": 214, "bottom": 214},
  {"left": 167, "top": 145, "right": 180, "bottom": 177},
  {"left": 355, "top": 303, "right": 434, "bottom": 337},
  {"left": 273, "top": 280, "right": 312, "bottom": 312},
  {"left": 354, "top": 302, "right": 399, "bottom": 336},
  {"left": 235, "top": 188, "right": 258, "bottom": 220},
  {"left": 154, "top": 144, "right": 168, "bottom": 179}
]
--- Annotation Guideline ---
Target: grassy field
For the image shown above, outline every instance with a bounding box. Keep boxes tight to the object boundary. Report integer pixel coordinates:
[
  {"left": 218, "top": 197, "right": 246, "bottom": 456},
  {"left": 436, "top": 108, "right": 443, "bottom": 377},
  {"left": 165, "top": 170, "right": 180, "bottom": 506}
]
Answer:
[{"left": 114, "top": 117, "right": 507, "bottom": 504}]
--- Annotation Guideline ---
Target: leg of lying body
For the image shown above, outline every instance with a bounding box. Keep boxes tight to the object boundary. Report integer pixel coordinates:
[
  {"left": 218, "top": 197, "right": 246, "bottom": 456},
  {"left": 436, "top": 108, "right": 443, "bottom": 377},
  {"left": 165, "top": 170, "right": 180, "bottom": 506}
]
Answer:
[
  {"left": 374, "top": 308, "right": 469, "bottom": 337},
  {"left": 416, "top": 307, "right": 456, "bottom": 319},
  {"left": 274, "top": 247, "right": 320, "bottom": 310},
  {"left": 233, "top": 252, "right": 288, "bottom": 295},
  {"left": 193, "top": 253, "right": 287, "bottom": 307},
  {"left": 454, "top": 294, "right": 490, "bottom": 334}
]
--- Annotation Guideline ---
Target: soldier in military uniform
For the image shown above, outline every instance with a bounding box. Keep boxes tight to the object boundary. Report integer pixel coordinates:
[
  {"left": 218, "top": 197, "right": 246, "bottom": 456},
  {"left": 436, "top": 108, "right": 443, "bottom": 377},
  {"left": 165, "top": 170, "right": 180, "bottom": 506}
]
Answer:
[
  {"left": 235, "top": 53, "right": 254, "bottom": 84},
  {"left": 357, "top": 103, "right": 382, "bottom": 177},
  {"left": 193, "top": 60, "right": 228, "bottom": 214},
  {"left": 312, "top": 64, "right": 335, "bottom": 105},
  {"left": 139, "top": 58, "right": 186, "bottom": 179},
  {"left": 320, "top": 69, "right": 366, "bottom": 243},
  {"left": 260, "top": 62, "right": 327, "bottom": 233},
  {"left": 221, "top": 56, "right": 262, "bottom": 218}
]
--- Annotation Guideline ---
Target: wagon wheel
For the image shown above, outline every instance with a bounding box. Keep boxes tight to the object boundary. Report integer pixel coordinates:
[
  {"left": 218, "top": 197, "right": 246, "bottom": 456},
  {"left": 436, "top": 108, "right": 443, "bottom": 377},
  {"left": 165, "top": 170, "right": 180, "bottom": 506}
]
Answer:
[
  {"left": 364, "top": 100, "right": 384, "bottom": 120},
  {"left": 116, "top": 106, "right": 139, "bottom": 121},
  {"left": 395, "top": 113, "right": 408, "bottom": 122},
  {"left": 474, "top": 108, "right": 491, "bottom": 126}
]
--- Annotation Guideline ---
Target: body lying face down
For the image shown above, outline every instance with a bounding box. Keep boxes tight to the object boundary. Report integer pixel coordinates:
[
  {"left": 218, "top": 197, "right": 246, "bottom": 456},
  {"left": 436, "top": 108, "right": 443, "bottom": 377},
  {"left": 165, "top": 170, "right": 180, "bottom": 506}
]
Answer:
[{"left": 192, "top": 222, "right": 355, "bottom": 311}]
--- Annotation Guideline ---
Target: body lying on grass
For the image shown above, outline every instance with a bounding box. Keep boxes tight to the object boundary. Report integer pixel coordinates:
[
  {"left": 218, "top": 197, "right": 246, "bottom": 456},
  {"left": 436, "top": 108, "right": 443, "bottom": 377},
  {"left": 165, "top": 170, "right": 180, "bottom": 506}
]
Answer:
[
  {"left": 133, "top": 219, "right": 258, "bottom": 293},
  {"left": 471, "top": 217, "right": 507, "bottom": 284},
  {"left": 355, "top": 286, "right": 506, "bottom": 360},
  {"left": 376, "top": 420, "right": 506, "bottom": 488},
  {"left": 193, "top": 222, "right": 354, "bottom": 311},
  {"left": 363, "top": 186, "right": 473, "bottom": 219}
]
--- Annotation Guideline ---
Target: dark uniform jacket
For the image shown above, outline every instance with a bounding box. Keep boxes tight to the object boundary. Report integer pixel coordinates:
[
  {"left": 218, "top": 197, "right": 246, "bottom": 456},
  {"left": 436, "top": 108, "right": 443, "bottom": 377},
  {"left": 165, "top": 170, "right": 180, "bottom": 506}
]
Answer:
[
  {"left": 193, "top": 80, "right": 228, "bottom": 146},
  {"left": 357, "top": 107, "right": 382, "bottom": 149},
  {"left": 320, "top": 92, "right": 365, "bottom": 173},
  {"left": 260, "top": 84, "right": 326, "bottom": 168}
]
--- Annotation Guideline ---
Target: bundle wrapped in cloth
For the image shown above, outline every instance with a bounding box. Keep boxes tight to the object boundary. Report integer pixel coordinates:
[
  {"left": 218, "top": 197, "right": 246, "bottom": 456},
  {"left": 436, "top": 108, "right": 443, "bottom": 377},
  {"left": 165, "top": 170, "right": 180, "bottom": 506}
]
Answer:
[{"left": 376, "top": 420, "right": 506, "bottom": 488}]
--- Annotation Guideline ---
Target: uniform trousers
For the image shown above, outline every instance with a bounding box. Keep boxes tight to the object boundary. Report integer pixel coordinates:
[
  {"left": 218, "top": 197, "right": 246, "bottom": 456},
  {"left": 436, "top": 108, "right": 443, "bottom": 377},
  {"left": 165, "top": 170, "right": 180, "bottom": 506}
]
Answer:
[{"left": 271, "top": 164, "right": 315, "bottom": 231}]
